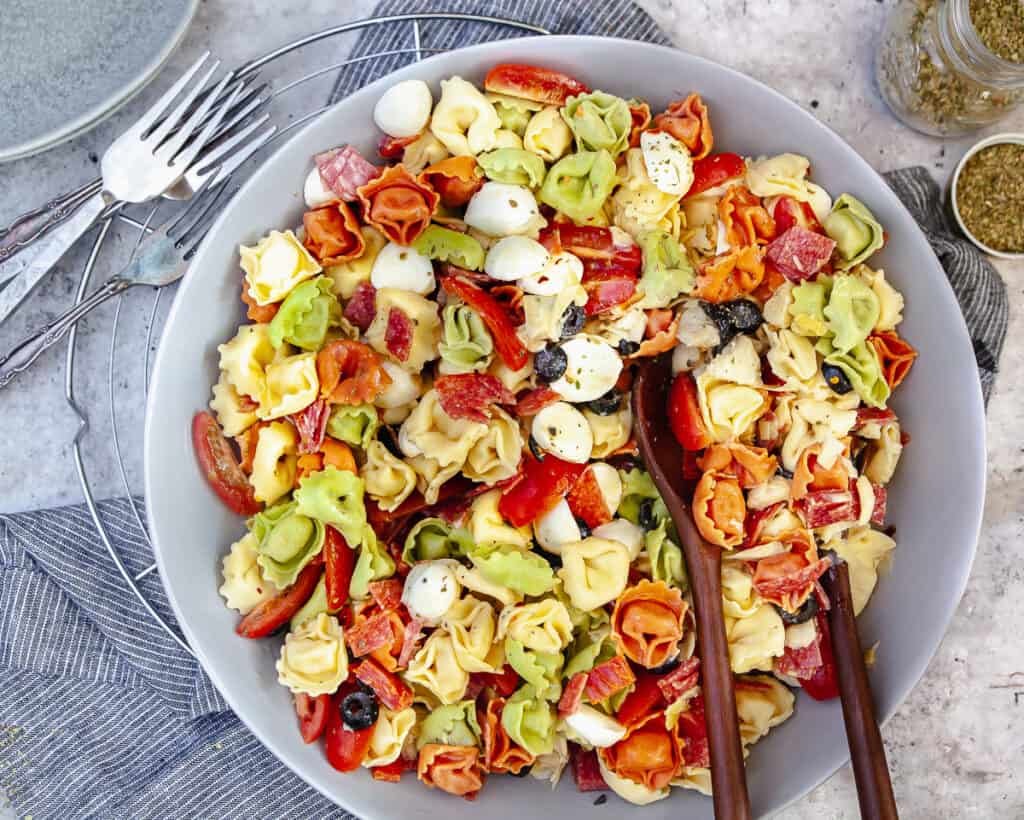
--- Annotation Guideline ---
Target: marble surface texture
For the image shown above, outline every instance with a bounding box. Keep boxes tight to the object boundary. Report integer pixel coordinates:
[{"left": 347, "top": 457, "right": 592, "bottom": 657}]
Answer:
[{"left": 1, "top": 1, "right": 1022, "bottom": 818}]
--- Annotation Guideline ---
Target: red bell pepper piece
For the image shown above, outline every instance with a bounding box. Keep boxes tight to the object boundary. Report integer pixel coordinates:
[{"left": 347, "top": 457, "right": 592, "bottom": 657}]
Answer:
[
  {"left": 441, "top": 275, "right": 528, "bottom": 370},
  {"left": 324, "top": 525, "right": 356, "bottom": 611},
  {"left": 798, "top": 611, "right": 840, "bottom": 701},
  {"left": 236, "top": 557, "right": 324, "bottom": 638},
  {"left": 497, "top": 453, "right": 586, "bottom": 527},
  {"left": 471, "top": 664, "right": 521, "bottom": 698},
  {"left": 667, "top": 372, "right": 712, "bottom": 451},
  {"left": 484, "top": 63, "right": 590, "bottom": 106},
  {"left": 614, "top": 670, "right": 666, "bottom": 727},
  {"left": 685, "top": 152, "right": 746, "bottom": 198},
  {"left": 378, "top": 133, "right": 418, "bottom": 159},
  {"left": 371, "top": 758, "right": 408, "bottom": 782},
  {"left": 582, "top": 272, "right": 637, "bottom": 316}
]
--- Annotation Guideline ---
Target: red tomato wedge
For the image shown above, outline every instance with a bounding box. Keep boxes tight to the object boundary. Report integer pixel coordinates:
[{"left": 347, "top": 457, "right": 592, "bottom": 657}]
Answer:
[
  {"left": 371, "top": 758, "right": 407, "bottom": 782},
  {"left": 294, "top": 693, "right": 331, "bottom": 744},
  {"left": 441, "top": 275, "right": 528, "bottom": 370},
  {"left": 236, "top": 558, "right": 323, "bottom": 639},
  {"left": 191, "top": 411, "right": 261, "bottom": 516},
  {"left": 324, "top": 525, "right": 356, "bottom": 611},
  {"left": 325, "top": 684, "right": 375, "bottom": 772},
  {"left": 799, "top": 611, "right": 840, "bottom": 701},
  {"left": 667, "top": 372, "right": 712, "bottom": 451},
  {"left": 685, "top": 152, "right": 746, "bottom": 198},
  {"left": 497, "top": 453, "right": 586, "bottom": 527},
  {"left": 471, "top": 664, "right": 521, "bottom": 698},
  {"left": 614, "top": 671, "right": 666, "bottom": 728},
  {"left": 484, "top": 63, "right": 590, "bottom": 106},
  {"left": 773, "top": 195, "right": 822, "bottom": 234}
]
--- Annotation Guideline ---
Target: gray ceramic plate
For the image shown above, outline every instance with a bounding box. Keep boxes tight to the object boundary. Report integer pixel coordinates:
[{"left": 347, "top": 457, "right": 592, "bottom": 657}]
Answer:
[
  {"left": 0, "top": 0, "right": 198, "bottom": 162},
  {"left": 144, "top": 36, "right": 986, "bottom": 818}
]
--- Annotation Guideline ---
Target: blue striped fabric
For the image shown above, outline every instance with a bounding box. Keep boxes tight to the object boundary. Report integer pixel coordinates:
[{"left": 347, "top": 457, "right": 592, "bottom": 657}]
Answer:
[{"left": 0, "top": 5, "right": 1007, "bottom": 820}]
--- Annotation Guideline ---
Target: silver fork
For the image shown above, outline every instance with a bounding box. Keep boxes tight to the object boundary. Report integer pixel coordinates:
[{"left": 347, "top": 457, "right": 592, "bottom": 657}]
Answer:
[
  {"left": 0, "top": 119, "right": 275, "bottom": 389},
  {"left": 0, "top": 52, "right": 256, "bottom": 326}
]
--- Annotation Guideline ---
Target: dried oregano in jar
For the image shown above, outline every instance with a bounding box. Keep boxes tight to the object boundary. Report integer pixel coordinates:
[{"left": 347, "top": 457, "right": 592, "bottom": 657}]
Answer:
[
  {"left": 876, "top": 0, "right": 1024, "bottom": 136},
  {"left": 955, "top": 142, "right": 1024, "bottom": 253}
]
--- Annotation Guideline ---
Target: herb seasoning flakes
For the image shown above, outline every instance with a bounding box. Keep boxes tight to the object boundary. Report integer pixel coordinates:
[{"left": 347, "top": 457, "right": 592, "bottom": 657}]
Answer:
[
  {"left": 956, "top": 142, "right": 1024, "bottom": 252},
  {"left": 969, "top": 0, "right": 1024, "bottom": 64}
]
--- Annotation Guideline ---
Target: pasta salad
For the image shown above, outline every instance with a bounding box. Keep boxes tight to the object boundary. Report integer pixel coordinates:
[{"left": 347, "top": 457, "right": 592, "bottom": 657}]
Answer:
[{"left": 193, "top": 62, "right": 916, "bottom": 805}]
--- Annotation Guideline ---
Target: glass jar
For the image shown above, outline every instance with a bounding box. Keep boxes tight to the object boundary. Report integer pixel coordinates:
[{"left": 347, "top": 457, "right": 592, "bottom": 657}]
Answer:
[{"left": 876, "top": 0, "right": 1024, "bottom": 136}]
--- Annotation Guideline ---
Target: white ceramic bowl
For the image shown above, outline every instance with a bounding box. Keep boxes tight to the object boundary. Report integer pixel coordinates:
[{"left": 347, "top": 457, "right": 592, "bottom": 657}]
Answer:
[
  {"left": 950, "top": 132, "right": 1024, "bottom": 259},
  {"left": 144, "top": 36, "right": 986, "bottom": 819}
]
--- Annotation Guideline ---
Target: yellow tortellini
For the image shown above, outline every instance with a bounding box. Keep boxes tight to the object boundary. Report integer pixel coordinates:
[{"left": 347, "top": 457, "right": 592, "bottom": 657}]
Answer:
[
  {"left": 454, "top": 562, "right": 523, "bottom": 607},
  {"left": 362, "top": 440, "right": 418, "bottom": 513},
  {"left": 558, "top": 537, "right": 630, "bottom": 611},
  {"left": 402, "top": 132, "right": 450, "bottom": 175},
  {"left": 257, "top": 353, "right": 319, "bottom": 420},
  {"left": 611, "top": 148, "right": 681, "bottom": 239},
  {"left": 856, "top": 265, "right": 905, "bottom": 332},
  {"left": 864, "top": 420, "right": 903, "bottom": 485},
  {"left": 585, "top": 405, "right": 632, "bottom": 459},
  {"left": 430, "top": 76, "right": 502, "bottom": 156},
  {"left": 210, "top": 372, "right": 257, "bottom": 437},
  {"left": 523, "top": 105, "right": 573, "bottom": 162},
  {"left": 462, "top": 408, "right": 524, "bottom": 485},
  {"left": 734, "top": 675, "right": 796, "bottom": 749},
  {"left": 725, "top": 605, "right": 785, "bottom": 674},
  {"left": 745, "top": 153, "right": 832, "bottom": 222},
  {"left": 519, "top": 286, "right": 588, "bottom": 353},
  {"left": 720, "top": 563, "right": 761, "bottom": 619},
  {"left": 219, "top": 532, "right": 278, "bottom": 614},
  {"left": 405, "top": 630, "right": 470, "bottom": 705},
  {"left": 764, "top": 327, "right": 819, "bottom": 392},
  {"left": 241, "top": 229, "right": 321, "bottom": 306},
  {"left": 826, "top": 525, "right": 896, "bottom": 614},
  {"left": 497, "top": 599, "right": 574, "bottom": 654},
  {"left": 250, "top": 421, "right": 298, "bottom": 505},
  {"left": 325, "top": 226, "right": 387, "bottom": 299},
  {"left": 363, "top": 707, "right": 417, "bottom": 768},
  {"left": 275, "top": 613, "right": 347, "bottom": 696},
  {"left": 442, "top": 595, "right": 501, "bottom": 673},
  {"left": 218, "top": 323, "right": 276, "bottom": 402},
  {"left": 365, "top": 288, "right": 442, "bottom": 373},
  {"left": 468, "top": 489, "right": 532, "bottom": 549}
]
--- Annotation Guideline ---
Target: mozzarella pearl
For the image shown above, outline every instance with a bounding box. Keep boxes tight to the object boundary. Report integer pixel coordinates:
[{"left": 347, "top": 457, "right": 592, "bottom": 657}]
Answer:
[
  {"left": 533, "top": 498, "right": 581, "bottom": 554},
  {"left": 592, "top": 519, "right": 644, "bottom": 561},
  {"left": 370, "top": 241, "right": 435, "bottom": 295},
  {"left": 484, "top": 236, "right": 549, "bottom": 282},
  {"left": 640, "top": 130, "right": 694, "bottom": 196},
  {"left": 518, "top": 250, "right": 584, "bottom": 296},
  {"left": 551, "top": 336, "right": 623, "bottom": 403},
  {"left": 564, "top": 704, "right": 627, "bottom": 748},
  {"left": 589, "top": 463, "right": 623, "bottom": 516},
  {"left": 464, "top": 182, "right": 542, "bottom": 236},
  {"left": 373, "top": 79, "right": 433, "bottom": 138},
  {"left": 401, "top": 560, "right": 460, "bottom": 624},
  {"left": 532, "top": 402, "right": 593, "bottom": 464},
  {"left": 374, "top": 360, "right": 422, "bottom": 409},
  {"left": 303, "top": 167, "right": 335, "bottom": 209}
]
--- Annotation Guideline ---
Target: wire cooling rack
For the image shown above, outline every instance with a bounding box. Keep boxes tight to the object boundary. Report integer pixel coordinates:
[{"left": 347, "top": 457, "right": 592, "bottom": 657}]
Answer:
[{"left": 64, "top": 12, "right": 550, "bottom": 655}]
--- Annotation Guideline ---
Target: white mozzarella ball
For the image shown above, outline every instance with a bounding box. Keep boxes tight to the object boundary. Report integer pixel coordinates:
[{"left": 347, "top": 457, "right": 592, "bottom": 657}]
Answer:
[
  {"left": 464, "top": 182, "right": 542, "bottom": 236},
  {"left": 518, "top": 251, "right": 584, "bottom": 296},
  {"left": 373, "top": 79, "right": 433, "bottom": 138},
  {"left": 564, "top": 704, "right": 627, "bottom": 748},
  {"left": 592, "top": 518, "right": 644, "bottom": 561},
  {"left": 374, "top": 360, "right": 422, "bottom": 409},
  {"left": 303, "top": 167, "right": 335, "bottom": 209},
  {"left": 640, "top": 130, "right": 694, "bottom": 196},
  {"left": 401, "top": 560, "right": 461, "bottom": 624},
  {"left": 589, "top": 463, "right": 623, "bottom": 517},
  {"left": 532, "top": 402, "right": 593, "bottom": 464},
  {"left": 370, "top": 241, "right": 436, "bottom": 295},
  {"left": 484, "top": 236, "right": 549, "bottom": 282},
  {"left": 533, "top": 498, "right": 582, "bottom": 554},
  {"left": 551, "top": 336, "right": 624, "bottom": 403}
]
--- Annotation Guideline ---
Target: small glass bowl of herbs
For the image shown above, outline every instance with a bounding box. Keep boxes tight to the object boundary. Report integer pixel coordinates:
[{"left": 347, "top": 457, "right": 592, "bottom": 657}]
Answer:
[{"left": 951, "top": 133, "right": 1024, "bottom": 258}]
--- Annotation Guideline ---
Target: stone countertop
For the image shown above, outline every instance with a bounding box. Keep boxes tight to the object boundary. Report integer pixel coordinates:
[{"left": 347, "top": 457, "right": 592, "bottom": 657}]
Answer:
[{"left": 0, "top": 1, "right": 1021, "bottom": 817}]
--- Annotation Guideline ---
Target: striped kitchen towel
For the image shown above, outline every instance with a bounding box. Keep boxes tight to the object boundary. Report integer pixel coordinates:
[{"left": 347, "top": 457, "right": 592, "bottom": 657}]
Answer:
[{"left": 0, "top": 3, "right": 1008, "bottom": 820}]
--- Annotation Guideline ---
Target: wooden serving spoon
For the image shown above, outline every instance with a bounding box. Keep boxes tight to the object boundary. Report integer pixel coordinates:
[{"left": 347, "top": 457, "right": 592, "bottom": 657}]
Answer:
[
  {"left": 821, "top": 556, "right": 899, "bottom": 819},
  {"left": 633, "top": 354, "right": 751, "bottom": 820}
]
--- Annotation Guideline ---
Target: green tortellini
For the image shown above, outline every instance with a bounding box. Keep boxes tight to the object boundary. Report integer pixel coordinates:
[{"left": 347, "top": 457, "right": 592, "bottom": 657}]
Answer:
[
  {"left": 438, "top": 303, "right": 494, "bottom": 373},
  {"left": 402, "top": 517, "right": 474, "bottom": 565},
  {"left": 326, "top": 403, "right": 379, "bottom": 449},
  {"left": 477, "top": 148, "right": 547, "bottom": 188},
  {"left": 563, "top": 630, "right": 616, "bottom": 678},
  {"left": 561, "top": 91, "right": 632, "bottom": 157},
  {"left": 501, "top": 684, "right": 556, "bottom": 756},
  {"left": 268, "top": 276, "right": 341, "bottom": 350},
  {"left": 539, "top": 149, "right": 617, "bottom": 223},
  {"left": 618, "top": 468, "right": 671, "bottom": 534},
  {"left": 467, "top": 544, "right": 557, "bottom": 596},
  {"left": 819, "top": 338, "right": 891, "bottom": 409},
  {"left": 489, "top": 94, "right": 541, "bottom": 136},
  {"left": 645, "top": 520, "right": 687, "bottom": 589},
  {"left": 293, "top": 466, "right": 366, "bottom": 548},
  {"left": 349, "top": 525, "right": 396, "bottom": 600},
  {"left": 417, "top": 701, "right": 482, "bottom": 750},
  {"left": 788, "top": 275, "right": 833, "bottom": 337},
  {"left": 505, "top": 639, "right": 563, "bottom": 701},
  {"left": 637, "top": 230, "right": 695, "bottom": 309},
  {"left": 822, "top": 274, "right": 880, "bottom": 353},
  {"left": 251, "top": 501, "right": 325, "bottom": 589},
  {"left": 413, "top": 225, "right": 485, "bottom": 271},
  {"left": 824, "top": 194, "right": 885, "bottom": 269},
  {"left": 290, "top": 573, "right": 329, "bottom": 630}
]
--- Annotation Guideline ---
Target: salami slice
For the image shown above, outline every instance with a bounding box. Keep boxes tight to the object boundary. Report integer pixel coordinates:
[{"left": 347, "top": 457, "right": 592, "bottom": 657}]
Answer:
[
  {"left": 765, "top": 225, "right": 836, "bottom": 282},
  {"left": 557, "top": 672, "right": 588, "bottom": 719},
  {"left": 584, "top": 656, "right": 636, "bottom": 703},
  {"left": 368, "top": 579, "right": 404, "bottom": 612},
  {"left": 355, "top": 657, "right": 414, "bottom": 711},
  {"left": 776, "top": 629, "right": 824, "bottom": 680},
  {"left": 869, "top": 484, "right": 887, "bottom": 526},
  {"left": 569, "top": 745, "right": 609, "bottom": 792},
  {"left": 314, "top": 145, "right": 382, "bottom": 201},
  {"left": 675, "top": 695, "right": 710, "bottom": 768},
  {"left": 289, "top": 399, "right": 329, "bottom": 455},
  {"left": 434, "top": 374, "right": 515, "bottom": 423},
  {"left": 794, "top": 489, "right": 857, "bottom": 529},
  {"left": 346, "top": 611, "right": 395, "bottom": 658},
  {"left": 397, "top": 617, "right": 425, "bottom": 669},
  {"left": 344, "top": 281, "right": 376, "bottom": 332},
  {"left": 384, "top": 308, "right": 413, "bottom": 362},
  {"left": 514, "top": 386, "right": 561, "bottom": 417},
  {"left": 656, "top": 656, "right": 700, "bottom": 703}
]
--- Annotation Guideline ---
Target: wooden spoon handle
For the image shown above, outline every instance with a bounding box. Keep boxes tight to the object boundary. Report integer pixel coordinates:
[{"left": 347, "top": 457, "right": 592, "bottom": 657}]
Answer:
[
  {"left": 825, "top": 560, "right": 899, "bottom": 820},
  {"left": 689, "top": 541, "right": 752, "bottom": 820}
]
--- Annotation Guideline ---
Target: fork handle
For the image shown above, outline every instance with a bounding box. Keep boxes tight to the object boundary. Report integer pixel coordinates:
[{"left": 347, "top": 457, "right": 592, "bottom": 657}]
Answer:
[
  {"left": 0, "top": 276, "right": 134, "bottom": 388},
  {"left": 0, "top": 177, "right": 104, "bottom": 275}
]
